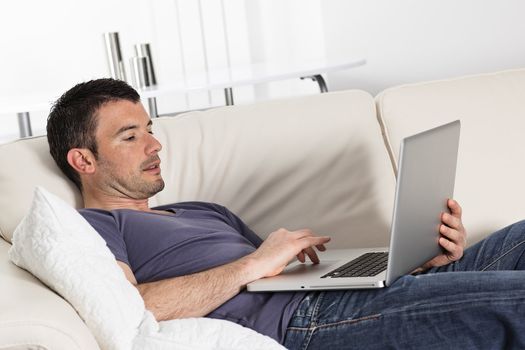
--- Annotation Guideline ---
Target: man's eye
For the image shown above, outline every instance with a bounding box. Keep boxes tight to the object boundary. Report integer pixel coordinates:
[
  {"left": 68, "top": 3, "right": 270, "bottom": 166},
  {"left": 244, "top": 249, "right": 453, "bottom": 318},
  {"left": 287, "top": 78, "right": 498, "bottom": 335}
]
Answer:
[
  {"left": 124, "top": 136, "right": 135, "bottom": 141},
  {"left": 148, "top": 131, "right": 154, "bottom": 135}
]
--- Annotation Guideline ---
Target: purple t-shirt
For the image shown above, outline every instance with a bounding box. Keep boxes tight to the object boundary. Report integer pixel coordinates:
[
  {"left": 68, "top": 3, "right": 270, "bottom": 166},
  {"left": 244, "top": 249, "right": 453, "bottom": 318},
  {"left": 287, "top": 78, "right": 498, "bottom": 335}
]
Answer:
[{"left": 79, "top": 202, "right": 305, "bottom": 343}]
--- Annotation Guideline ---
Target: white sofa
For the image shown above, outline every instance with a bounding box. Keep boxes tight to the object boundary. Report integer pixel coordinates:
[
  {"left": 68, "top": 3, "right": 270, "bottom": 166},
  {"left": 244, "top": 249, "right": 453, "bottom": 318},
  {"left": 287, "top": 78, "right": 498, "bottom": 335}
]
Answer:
[{"left": 1, "top": 68, "right": 524, "bottom": 349}]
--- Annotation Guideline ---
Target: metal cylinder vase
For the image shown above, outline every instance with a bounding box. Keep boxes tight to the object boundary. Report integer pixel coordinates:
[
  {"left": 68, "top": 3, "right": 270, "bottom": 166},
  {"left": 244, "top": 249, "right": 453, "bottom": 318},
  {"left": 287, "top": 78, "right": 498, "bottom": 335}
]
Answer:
[
  {"left": 129, "top": 56, "right": 151, "bottom": 89},
  {"left": 134, "top": 43, "right": 157, "bottom": 85},
  {"left": 103, "top": 32, "right": 127, "bottom": 81}
]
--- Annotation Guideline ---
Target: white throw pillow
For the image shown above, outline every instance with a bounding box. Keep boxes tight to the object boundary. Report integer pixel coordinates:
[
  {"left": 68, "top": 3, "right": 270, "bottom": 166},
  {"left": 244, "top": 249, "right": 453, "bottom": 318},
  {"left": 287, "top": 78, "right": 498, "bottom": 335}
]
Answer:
[
  {"left": 8, "top": 187, "right": 285, "bottom": 350},
  {"left": 9, "top": 187, "right": 145, "bottom": 350}
]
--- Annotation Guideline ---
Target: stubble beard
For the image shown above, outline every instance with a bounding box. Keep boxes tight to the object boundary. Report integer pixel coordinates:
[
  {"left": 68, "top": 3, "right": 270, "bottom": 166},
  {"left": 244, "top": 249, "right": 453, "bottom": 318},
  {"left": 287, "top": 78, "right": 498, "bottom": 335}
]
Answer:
[
  {"left": 99, "top": 159, "right": 166, "bottom": 200},
  {"left": 131, "top": 176, "right": 165, "bottom": 199}
]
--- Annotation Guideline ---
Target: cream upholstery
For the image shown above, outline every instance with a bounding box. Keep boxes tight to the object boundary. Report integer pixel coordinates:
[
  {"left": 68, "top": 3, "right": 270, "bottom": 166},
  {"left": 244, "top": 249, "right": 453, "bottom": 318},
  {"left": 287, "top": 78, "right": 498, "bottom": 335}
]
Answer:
[
  {"left": 376, "top": 68, "right": 525, "bottom": 243},
  {"left": 0, "top": 137, "right": 83, "bottom": 242},
  {"left": 0, "top": 238, "right": 100, "bottom": 349},
  {"left": 150, "top": 90, "right": 395, "bottom": 246}
]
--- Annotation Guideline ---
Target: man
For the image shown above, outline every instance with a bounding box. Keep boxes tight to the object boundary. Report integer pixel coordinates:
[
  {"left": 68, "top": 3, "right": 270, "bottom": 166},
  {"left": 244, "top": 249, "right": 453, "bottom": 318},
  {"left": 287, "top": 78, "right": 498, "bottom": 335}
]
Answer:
[{"left": 47, "top": 78, "right": 525, "bottom": 349}]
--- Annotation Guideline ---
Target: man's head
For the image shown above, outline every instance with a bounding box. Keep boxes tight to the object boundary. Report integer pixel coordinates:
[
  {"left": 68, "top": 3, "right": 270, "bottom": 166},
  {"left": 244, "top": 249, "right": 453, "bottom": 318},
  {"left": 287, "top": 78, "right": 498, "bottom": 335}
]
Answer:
[{"left": 47, "top": 78, "right": 165, "bottom": 201}]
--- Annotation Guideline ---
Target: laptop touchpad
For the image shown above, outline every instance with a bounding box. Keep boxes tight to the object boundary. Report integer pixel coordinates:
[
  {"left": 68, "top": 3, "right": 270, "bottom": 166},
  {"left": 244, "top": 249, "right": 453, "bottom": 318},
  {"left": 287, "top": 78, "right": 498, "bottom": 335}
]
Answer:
[{"left": 283, "top": 261, "right": 339, "bottom": 276}]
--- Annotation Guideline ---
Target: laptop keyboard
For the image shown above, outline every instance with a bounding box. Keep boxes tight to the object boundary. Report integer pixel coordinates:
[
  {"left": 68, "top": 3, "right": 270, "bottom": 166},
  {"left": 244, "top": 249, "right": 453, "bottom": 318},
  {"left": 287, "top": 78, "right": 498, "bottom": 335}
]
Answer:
[{"left": 321, "top": 252, "right": 389, "bottom": 278}]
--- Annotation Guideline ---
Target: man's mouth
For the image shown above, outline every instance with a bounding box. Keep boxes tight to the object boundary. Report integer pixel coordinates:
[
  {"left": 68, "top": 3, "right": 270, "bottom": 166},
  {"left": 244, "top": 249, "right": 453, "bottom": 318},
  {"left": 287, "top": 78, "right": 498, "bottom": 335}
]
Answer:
[
  {"left": 144, "top": 164, "right": 160, "bottom": 170},
  {"left": 142, "top": 160, "right": 161, "bottom": 173}
]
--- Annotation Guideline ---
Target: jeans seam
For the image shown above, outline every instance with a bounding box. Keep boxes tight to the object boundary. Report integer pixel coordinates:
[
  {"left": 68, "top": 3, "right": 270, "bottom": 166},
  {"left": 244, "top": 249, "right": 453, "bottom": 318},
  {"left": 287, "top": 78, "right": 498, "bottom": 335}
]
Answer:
[
  {"left": 286, "top": 313, "right": 382, "bottom": 332},
  {"left": 287, "top": 292, "right": 325, "bottom": 350},
  {"left": 382, "top": 294, "right": 525, "bottom": 317},
  {"left": 310, "top": 292, "right": 324, "bottom": 327},
  {"left": 481, "top": 239, "right": 525, "bottom": 271},
  {"left": 303, "top": 292, "right": 325, "bottom": 349}
]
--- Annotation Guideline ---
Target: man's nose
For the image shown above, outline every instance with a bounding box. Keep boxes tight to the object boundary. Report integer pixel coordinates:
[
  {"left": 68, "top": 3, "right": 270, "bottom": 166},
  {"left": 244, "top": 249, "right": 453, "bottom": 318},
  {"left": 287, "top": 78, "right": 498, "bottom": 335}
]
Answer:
[{"left": 146, "top": 133, "right": 162, "bottom": 154}]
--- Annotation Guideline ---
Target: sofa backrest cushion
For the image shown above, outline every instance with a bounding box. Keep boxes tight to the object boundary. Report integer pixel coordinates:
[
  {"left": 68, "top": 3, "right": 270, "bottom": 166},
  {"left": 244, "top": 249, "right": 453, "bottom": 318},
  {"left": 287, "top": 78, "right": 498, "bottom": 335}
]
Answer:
[
  {"left": 0, "top": 90, "right": 395, "bottom": 248},
  {"left": 376, "top": 68, "right": 525, "bottom": 243},
  {"left": 0, "top": 136, "right": 83, "bottom": 241}
]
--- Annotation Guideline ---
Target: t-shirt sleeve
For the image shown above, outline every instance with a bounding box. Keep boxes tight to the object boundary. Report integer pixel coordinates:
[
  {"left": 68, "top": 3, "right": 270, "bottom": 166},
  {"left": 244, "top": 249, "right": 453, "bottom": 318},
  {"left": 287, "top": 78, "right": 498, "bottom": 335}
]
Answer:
[
  {"left": 215, "top": 205, "right": 264, "bottom": 248},
  {"left": 78, "top": 209, "right": 130, "bottom": 266}
]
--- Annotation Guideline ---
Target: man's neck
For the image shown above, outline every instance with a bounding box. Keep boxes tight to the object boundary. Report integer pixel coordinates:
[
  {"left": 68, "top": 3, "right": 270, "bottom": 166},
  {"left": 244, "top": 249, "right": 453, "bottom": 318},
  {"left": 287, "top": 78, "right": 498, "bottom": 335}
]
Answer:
[{"left": 82, "top": 190, "right": 151, "bottom": 212}]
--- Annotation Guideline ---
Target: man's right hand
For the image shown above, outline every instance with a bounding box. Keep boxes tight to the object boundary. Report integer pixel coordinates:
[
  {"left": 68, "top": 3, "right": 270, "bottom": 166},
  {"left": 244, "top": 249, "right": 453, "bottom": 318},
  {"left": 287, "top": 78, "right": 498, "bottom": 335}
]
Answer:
[{"left": 248, "top": 228, "right": 331, "bottom": 279}]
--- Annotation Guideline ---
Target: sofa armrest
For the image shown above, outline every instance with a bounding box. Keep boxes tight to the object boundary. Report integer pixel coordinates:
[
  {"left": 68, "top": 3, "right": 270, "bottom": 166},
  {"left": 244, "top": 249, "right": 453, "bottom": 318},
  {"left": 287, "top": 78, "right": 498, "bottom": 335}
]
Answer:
[{"left": 0, "top": 238, "right": 100, "bottom": 350}]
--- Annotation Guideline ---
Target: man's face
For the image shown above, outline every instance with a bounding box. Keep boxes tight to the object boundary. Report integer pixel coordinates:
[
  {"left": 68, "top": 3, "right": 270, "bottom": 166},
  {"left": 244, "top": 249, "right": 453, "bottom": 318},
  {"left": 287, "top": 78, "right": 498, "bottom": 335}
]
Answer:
[{"left": 92, "top": 100, "right": 165, "bottom": 199}]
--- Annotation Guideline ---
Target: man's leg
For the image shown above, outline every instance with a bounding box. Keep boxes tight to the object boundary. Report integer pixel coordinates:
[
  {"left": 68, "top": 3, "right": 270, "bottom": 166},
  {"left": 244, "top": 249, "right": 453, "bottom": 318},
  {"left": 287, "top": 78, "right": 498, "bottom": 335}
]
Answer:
[
  {"left": 284, "top": 221, "right": 525, "bottom": 349},
  {"left": 284, "top": 271, "right": 525, "bottom": 349}
]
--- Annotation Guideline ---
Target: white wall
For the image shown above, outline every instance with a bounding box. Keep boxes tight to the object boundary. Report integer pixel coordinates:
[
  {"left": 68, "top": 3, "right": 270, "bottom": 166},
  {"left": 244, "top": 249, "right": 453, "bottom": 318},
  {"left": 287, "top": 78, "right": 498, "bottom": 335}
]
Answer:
[
  {"left": 322, "top": 0, "right": 525, "bottom": 94},
  {"left": 0, "top": 0, "right": 159, "bottom": 141},
  {"left": 1, "top": 0, "right": 525, "bottom": 143},
  {"left": 0, "top": 0, "right": 324, "bottom": 143},
  {"left": 244, "top": 0, "right": 326, "bottom": 100}
]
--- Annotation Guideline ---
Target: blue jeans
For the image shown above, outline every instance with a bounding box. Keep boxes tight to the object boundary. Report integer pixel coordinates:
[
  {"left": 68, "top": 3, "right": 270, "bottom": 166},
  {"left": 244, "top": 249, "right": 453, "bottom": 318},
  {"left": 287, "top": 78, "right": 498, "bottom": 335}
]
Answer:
[{"left": 283, "top": 220, "right": 525, "bottom": 349}]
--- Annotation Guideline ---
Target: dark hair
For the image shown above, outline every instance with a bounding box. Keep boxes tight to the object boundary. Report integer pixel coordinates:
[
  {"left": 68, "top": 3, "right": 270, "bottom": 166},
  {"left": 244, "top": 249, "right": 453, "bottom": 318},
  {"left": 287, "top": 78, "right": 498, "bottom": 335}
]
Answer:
[{"left": 47, "top": 78, "right": 140, "bottom": 191}]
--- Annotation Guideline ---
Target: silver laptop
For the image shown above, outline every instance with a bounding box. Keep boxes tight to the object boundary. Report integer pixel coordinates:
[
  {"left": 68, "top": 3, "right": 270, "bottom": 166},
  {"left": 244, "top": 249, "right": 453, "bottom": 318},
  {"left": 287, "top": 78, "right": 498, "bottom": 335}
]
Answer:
[{"left": 247, "top": 120, "right": 461, "bottom": 292}]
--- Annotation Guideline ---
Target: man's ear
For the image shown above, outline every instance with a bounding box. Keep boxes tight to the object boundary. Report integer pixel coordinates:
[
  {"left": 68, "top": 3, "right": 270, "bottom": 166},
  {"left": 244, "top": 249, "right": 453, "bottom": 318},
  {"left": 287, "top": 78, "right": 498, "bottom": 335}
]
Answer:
[{"left": 67, "top": 148, "right": 96, "bottom": 175}]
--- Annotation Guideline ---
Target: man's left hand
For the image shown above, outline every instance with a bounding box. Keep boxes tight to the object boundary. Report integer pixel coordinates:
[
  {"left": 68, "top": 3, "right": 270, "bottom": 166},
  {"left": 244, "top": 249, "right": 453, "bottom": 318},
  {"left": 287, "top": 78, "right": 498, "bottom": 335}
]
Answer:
[{"left": 420, "top": 199, "right": 467, "bottom": 270}]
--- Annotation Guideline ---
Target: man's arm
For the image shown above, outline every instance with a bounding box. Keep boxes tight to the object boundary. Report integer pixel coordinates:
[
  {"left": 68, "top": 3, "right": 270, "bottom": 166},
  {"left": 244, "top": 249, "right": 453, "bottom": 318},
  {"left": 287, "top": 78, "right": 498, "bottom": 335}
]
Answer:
[
  {"left": 117, "top": 228, "right": 330, "bottom": 321},
  {"left": 118, "top": 256, "right": 255, "bottom": 320}
]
